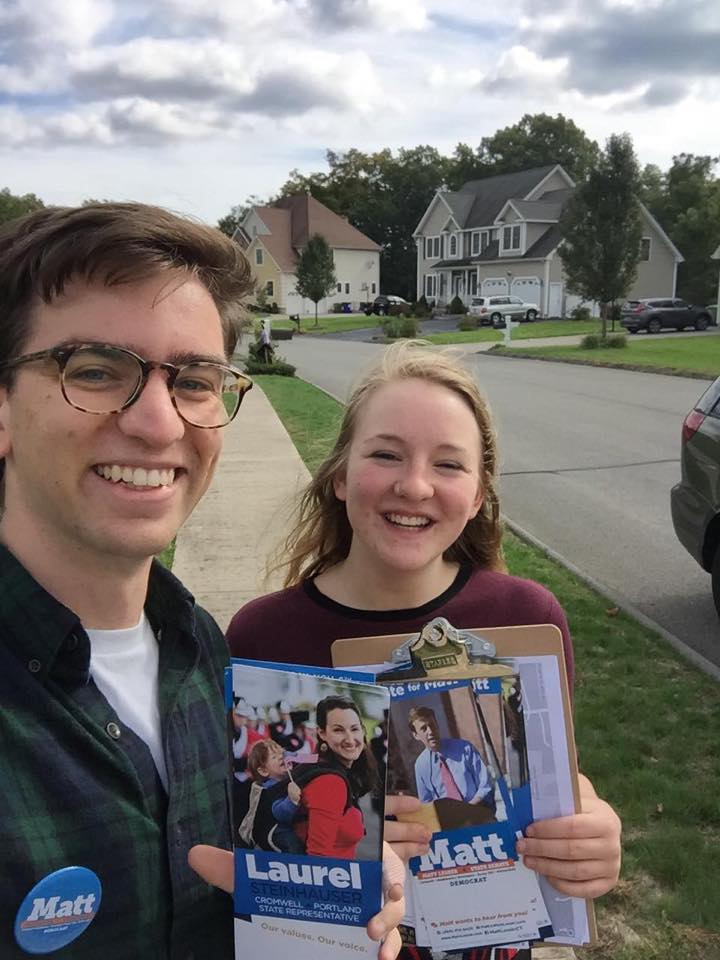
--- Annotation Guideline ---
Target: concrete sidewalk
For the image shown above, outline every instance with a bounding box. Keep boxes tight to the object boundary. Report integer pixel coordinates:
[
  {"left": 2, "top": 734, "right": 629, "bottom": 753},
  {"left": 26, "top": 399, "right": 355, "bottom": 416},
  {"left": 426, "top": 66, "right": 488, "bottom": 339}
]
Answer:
[{"left": 172, "top": 384, "right": 310, "bottom": 630}]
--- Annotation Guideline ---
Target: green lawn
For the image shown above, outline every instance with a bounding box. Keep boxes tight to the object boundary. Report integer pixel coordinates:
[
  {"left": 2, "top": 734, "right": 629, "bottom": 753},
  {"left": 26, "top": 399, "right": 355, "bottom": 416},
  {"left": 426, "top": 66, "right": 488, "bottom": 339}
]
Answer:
[
  {"left": 492, "top": 335, "right": 720, "bottom": 378},
  {"left": 250, "top": 314, "right": 379, "bottom": 336},
  {"left": 156, "top": 538, "right": 176, "bottom": 570},
  {"left": 258, "top": 373, "right": 720, "bottom": 960},
  {"left": 427, "top": 319, "right": 603, "bottom": 344}
]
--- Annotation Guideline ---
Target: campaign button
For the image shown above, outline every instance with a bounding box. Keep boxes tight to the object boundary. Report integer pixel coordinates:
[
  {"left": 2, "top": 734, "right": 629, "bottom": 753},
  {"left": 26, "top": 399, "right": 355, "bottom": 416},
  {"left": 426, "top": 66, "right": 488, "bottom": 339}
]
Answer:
[{"left": 14, "top": 866, "right": 102, "bottom": 954}]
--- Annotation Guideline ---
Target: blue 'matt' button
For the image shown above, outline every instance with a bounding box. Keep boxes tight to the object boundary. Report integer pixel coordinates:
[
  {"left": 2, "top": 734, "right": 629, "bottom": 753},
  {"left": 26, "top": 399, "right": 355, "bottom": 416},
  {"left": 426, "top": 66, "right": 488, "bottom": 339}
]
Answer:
[{"left": 14, "top": 866, "right": 102, "bottom": 954}]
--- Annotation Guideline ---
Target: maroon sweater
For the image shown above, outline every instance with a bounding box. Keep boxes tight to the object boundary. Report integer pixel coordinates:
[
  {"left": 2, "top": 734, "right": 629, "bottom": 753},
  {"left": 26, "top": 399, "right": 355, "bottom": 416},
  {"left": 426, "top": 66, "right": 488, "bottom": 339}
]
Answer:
[{"left": 226, "top": 566, "right": 574, "bottom": 692}]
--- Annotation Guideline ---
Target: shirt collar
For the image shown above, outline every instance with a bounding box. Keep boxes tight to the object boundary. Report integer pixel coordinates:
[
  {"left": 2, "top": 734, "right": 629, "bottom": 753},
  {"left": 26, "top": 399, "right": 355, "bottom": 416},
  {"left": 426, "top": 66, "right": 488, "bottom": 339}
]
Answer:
[{"left": 0, "top": 543, "right": 197, "bottom": 685}]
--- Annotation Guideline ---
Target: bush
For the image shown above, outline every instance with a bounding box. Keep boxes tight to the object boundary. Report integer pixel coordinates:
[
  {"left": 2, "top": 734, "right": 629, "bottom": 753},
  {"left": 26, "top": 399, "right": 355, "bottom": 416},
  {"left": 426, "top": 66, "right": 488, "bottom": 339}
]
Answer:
[
  {"left": 383, "top": 316, "right": 418, "bottom": 339},
  {"left": 570, "top": 305, "right": 592, "bottom": 322},
  {"left": 412, "top": 295, "right": 431, "bottom": 318},
  {"left": 389, "top": 302, "right": 411, "bottom": 317},
  {"left": 244, "top": 359, "right": 296, "bottom": 377},
  {"left": 447, "top": 295, "right": 467, "bottom": 315},
  {"left": 606, "top": 334, "right": 627, "bottom": 349},
  {"left": 458, "top": 315, "right": 479, "bottom": 331},
  {"left": 581, "top": 334, "right": 603, "bottom": 349}
]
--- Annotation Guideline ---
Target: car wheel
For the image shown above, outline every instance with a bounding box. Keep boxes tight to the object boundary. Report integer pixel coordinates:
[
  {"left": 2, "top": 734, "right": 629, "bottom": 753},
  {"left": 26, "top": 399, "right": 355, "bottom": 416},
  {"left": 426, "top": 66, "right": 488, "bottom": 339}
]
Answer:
[
  {"left": 647, "top": 317, "right": 662, "bottom": 334},
  {"left": 376, "top": 307, "right": 385, "bottom": 316},
  {"left": 490, "top": 312, "right": 503, "bottom": 324},
  {"left": 525, "top": 309, "right": 538, "bottom": 321},
  {"left": 695, "top": 315, "right": 709, "bottom": 332},
  {"left": 628, "top": 328, "right": 638, "bottom": 334},
  {"left": 712, "top": 547, "right": 720, "bottom": 619}
]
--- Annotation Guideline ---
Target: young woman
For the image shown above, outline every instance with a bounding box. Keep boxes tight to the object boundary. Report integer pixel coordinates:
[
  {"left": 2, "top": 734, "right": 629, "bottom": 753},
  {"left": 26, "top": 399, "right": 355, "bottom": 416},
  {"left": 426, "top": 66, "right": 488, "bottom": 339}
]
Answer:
[
  {"left": 295, "top": 695, "right": 378, "bottom": 859},
  {"left": 227, "top": 341, "right": 621, "bottom": 959}
]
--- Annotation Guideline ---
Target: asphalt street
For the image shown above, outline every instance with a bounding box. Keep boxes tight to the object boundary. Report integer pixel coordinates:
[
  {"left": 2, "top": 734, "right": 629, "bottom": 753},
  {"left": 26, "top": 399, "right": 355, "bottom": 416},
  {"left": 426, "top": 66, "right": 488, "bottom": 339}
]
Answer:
[{"left": 277, "top": 336, "right": 720, "bottom": 672}]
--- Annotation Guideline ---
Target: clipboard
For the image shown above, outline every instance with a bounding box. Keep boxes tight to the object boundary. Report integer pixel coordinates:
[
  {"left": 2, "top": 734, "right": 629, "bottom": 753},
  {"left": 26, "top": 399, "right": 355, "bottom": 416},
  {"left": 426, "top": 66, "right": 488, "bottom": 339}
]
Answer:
[{"left": 331, "top": 617, "right": 597, "bottom": 946}]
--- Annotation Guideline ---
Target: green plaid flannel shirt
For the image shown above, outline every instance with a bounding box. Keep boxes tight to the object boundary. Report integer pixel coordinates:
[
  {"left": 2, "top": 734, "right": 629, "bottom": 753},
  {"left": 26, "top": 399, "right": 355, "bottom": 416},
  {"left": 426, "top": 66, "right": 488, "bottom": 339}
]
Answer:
[{"left": 0, "top": 545, "right": 234, "bottom": 959}]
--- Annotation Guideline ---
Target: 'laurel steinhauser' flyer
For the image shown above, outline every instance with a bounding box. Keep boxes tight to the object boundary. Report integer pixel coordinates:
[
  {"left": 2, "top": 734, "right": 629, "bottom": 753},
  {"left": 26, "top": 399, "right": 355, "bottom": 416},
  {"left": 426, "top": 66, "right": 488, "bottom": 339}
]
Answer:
[
  {"left": 385, "top": 674, "right": 553, "bottom": 953},
  {"left": 226, "top": 658, "right": 390, "bottom": 959}
]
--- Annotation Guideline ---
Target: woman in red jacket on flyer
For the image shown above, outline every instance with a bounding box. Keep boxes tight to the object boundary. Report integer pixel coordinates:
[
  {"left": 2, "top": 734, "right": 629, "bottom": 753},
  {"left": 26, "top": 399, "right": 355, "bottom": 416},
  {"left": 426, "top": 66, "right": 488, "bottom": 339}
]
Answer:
[{"left": 297, "top": 695, "right": 377, "bottom": 859}]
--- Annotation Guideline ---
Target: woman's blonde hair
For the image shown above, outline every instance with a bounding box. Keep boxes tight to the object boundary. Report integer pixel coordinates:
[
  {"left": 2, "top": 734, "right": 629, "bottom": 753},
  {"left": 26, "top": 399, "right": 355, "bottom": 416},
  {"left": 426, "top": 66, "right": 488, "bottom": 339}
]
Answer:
[{"left": 281, "top": 340, "right": 504, "bottom": 586}]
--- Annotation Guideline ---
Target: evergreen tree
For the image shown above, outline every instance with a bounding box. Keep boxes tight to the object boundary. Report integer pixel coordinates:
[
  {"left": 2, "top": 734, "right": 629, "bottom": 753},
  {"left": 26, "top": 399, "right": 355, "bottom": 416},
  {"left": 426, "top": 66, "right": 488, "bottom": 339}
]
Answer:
[
  {"left": 294, "top": 234, "right": 336, "bottom": 326},
  {"left": 559, "top": 133, "right": 643, "bottom": 337}
]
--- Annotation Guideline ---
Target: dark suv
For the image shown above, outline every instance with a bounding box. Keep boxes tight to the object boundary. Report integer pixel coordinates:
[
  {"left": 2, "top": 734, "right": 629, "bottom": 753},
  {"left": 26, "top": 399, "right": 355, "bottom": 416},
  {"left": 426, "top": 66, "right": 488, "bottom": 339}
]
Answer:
[
  {"left": 621, "top": 298, "right": 712, "bottom": 334},
  {"left": 364, "top": 295, "right": 409, "bottom": 316},
  {"left": 671, "top": 377, "right": 720, "bottom": 617}
]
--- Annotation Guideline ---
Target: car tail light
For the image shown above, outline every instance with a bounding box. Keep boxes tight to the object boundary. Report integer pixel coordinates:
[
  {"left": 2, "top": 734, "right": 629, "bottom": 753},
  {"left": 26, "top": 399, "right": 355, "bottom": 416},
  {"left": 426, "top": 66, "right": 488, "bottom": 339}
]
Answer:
[
  {"left": 682, "top": 409, "right": 705, "bottom": 442},
  {"left": 480, "top": 307, "right": 487, "bottom": 314},
  {"left": 633, "top": 304, "right": 644, "bottom": 313}
]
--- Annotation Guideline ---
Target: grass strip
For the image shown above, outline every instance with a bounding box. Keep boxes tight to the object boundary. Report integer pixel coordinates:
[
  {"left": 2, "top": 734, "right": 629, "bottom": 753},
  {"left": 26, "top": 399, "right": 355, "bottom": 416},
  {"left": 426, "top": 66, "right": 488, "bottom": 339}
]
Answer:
[
  {"left": 156, "top": 537, "right": 176, "bottom": 570},
  {"left": 259, "top": 373, "right": 720, "bottom": 960},
  {"left": 426, "top": 320, "right": 603, "bottom": 345},
  {"left": 490, "top": 336, "right": 720, "bottom": 378}
]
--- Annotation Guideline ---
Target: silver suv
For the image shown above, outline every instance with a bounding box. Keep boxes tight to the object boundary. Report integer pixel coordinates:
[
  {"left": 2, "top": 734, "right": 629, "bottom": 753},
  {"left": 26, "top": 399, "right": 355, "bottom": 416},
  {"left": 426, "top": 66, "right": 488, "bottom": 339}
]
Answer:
[
  {"left": 671, "top": 377, "right": 720, "bottom": 617},
  {"left": 468, "top": 295, "right": 539, "bottom": 326}
]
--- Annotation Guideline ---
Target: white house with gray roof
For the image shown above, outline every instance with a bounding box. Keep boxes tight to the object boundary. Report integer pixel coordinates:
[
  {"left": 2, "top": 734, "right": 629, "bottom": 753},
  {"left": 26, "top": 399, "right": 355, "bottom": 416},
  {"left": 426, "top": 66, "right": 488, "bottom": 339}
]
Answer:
[{"left": 414, "top": 164, "right": 683, "bottom": 317}]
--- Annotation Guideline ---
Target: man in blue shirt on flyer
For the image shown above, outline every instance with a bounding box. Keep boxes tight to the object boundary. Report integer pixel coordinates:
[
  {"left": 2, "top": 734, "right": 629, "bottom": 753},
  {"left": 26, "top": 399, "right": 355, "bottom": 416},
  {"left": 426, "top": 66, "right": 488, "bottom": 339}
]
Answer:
[{"left": 409, "top": 706, "right": 495, "bottom": 809}]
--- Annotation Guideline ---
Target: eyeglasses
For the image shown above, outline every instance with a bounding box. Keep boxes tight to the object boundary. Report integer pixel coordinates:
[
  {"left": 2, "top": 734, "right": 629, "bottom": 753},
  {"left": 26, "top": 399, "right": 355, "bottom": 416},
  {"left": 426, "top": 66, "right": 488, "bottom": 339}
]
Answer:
[{"left": 0, "top": 342, "right": 253, "bottom": 429}]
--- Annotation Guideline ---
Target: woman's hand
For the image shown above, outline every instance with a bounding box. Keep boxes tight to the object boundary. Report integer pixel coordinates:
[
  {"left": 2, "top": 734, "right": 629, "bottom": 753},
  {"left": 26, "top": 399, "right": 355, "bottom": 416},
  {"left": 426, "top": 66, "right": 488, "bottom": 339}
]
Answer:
[
  {"left": 515, "top": 774, "right": 622, "bottom": 898},
  {"left": 384, "top": 795, "right": 432, "bottom": 861},
  {"left": 189, "top": 843, "right": 406, "bottom": 959}
]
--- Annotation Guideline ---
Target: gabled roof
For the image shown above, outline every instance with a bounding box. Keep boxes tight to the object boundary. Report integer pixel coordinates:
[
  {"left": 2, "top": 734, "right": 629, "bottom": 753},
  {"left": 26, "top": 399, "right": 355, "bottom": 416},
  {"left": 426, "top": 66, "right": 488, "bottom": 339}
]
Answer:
[
  {"left": 499, "top": 198, "right": 566, "bottom": 223},
  {"left": 457, "top": 165, "right": 560, "bottom": 229},
  {"left": 247, "top": 206, "right": 297, "bottom": 272},
  {"left": 273, "top": 195, "right": 381, "bottom": 252},
  {"left": 428, "top": 225, "right": 560, "bottom": 269}
]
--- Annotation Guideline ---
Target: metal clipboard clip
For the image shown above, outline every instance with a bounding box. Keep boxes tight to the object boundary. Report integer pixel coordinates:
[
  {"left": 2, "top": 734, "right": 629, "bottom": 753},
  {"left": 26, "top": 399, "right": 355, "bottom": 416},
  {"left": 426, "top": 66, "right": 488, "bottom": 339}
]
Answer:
[{"left": 388, "top": 616, "right": 498, "bottom": 678}]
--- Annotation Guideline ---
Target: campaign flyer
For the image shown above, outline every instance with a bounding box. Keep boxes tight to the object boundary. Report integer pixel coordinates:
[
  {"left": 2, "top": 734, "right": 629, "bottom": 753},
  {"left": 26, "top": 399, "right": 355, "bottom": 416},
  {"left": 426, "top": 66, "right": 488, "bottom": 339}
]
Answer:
[
  {"left": 226, "top": 658, "right": 390, "bottom": 959},
  {"left": 384, "top": 674, "right": 553, "bottom": 951}
]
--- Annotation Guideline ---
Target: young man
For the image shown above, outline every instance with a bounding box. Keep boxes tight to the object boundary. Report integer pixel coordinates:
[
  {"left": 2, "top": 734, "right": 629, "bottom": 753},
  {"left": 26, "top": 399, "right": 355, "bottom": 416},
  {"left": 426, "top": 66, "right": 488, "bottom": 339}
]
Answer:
[
  {"left": 0, "top": 203, "right": 254, "bottom": 959},
  {"left": 409, "top": 707, "right": 494, "bottom": 809}
]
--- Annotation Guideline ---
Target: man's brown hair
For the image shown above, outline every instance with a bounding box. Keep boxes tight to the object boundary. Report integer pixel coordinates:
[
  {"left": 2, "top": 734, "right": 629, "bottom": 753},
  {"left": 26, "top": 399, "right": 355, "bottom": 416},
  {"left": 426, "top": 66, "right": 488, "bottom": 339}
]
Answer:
[
  {"left": 0, "top": 201, "right": 253, "bottom": 382},
  {"left": 408, "top": 706, "right": 437, "bottom": 734}
]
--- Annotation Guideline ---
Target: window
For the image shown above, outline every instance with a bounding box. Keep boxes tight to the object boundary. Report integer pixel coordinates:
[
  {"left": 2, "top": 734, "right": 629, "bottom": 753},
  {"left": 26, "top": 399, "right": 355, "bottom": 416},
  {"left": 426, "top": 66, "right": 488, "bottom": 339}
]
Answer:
[
  {"left": 640, "top": 237, "right": 651, "bottom": 261},
  {"left": 425, "top": 275, "right": 436, "bottom": 297},
  {"left": 502, "top": 225, "right": 521, "bottom": 251},
  {"left": 265, "top": 281, "right": 274, "bottom": 297},
  {"left": 426, "top": 236, "right": 441, "bottom": 260},
  {"left": 481, "top": 230, "right": 490, "bottom": 252},
  {"left": 344, "top": 282, "right": 350, "bottom": 295},
  {"left": 449, "top": 234, "right": 458, "bottom": 257},
  {"left": 255, "top": 247, "right": 263, "bottom": 265},
  {"left": 471, "top": 232, "right": 480, "bottom": 256},
  {"left": 336, "top": 282, "right": 342, "bottom": 293},
  {"left": 371, "top": 282, "right": 377, "bottom": 294},
  {"left": 469, "top": 273, "right": 478, "bottom": 296}
]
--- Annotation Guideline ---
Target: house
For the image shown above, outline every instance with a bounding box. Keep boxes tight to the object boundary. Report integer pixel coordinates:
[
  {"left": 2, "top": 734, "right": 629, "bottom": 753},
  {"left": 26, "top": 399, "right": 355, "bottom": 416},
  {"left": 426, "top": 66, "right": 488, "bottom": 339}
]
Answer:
[
  {"left": 713, "top": 244, "right": 720, "bottom": 319},
  {"left": 233, "top": 195, "right": 381, "bottom": 316},
  {"left": 413, "top": 164, "right": 683, "bottom": 317}
]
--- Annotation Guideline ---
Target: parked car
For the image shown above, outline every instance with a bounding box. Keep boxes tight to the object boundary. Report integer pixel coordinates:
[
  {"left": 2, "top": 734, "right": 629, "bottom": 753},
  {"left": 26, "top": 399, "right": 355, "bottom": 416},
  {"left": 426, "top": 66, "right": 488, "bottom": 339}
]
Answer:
[
  {"left": 364, "top": 295, "right": 409, "bottom": 316},
  {"left": 670, "top": 376, "right": 720, "bottom": 617},
  {"left": 620, "top": 298, "right": 712, "bottom": 334},
  {"left": 468, "top": 295, "right": 539, "bottom": 326}
]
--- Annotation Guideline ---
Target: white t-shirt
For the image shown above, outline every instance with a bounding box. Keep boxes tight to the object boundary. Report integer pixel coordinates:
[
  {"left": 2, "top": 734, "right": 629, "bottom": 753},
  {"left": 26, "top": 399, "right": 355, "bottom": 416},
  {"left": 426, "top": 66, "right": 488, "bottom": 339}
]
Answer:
[{"left": 88, "top": 613, "right": 168, "bottom": 790}]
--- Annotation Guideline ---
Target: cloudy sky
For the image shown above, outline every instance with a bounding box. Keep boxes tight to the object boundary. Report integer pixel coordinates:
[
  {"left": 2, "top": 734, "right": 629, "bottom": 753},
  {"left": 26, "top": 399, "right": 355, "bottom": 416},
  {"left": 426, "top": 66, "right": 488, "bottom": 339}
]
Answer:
[{"left": 1, "top": 0, "right": 719, "bottom": 225}]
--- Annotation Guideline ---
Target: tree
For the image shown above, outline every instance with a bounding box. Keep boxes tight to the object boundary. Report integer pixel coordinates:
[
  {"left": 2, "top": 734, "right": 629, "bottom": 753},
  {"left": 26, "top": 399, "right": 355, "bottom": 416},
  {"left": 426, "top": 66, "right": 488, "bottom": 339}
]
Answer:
[
  {"left": 657, "top": 155, "right": 720, "bottom": 305},
  {"left": 559, "top": 133, "right": 643, "bottom": 337},
  {"left": 0, "top": 187, "right": 44, "bottom": 225},
  {"left": 294, "top": 234, "right": 336, "bottom": 326},
  {"left": 476, "top": 113, "right": 600, "bottom": 183}
]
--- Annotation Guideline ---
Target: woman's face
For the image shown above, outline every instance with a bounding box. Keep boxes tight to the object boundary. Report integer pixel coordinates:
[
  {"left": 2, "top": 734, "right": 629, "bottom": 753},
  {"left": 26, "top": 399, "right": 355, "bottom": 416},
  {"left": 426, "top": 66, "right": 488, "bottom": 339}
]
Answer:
[
  {"left": 334, "top": 378, "right": 484, "bottom": 579},
  {"left": 319, "top": 707, "right": 365, "bottom": 767}
]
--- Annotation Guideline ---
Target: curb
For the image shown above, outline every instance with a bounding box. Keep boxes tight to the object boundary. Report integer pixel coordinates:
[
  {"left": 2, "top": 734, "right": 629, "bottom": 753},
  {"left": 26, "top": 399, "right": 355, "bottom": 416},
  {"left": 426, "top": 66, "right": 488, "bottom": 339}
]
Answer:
[{"left": 504, "top": 515, "right": 720, "bottom": 682}]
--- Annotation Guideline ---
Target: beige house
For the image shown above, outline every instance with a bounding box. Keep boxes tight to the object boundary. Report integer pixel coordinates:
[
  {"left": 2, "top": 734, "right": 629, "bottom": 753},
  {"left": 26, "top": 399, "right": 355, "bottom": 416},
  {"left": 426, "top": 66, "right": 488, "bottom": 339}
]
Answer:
[
  {"left": 413, "top": 164, "right": 683, "bottom": 316},
  {"left": 234, "top": 195, "right": 381, "bottom": 316}
]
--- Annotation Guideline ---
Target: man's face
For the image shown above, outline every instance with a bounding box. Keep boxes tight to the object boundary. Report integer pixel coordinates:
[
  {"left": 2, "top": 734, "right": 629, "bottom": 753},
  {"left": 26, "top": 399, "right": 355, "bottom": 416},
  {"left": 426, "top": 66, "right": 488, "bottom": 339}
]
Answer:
[
  {"left": 0, "top": 273, "right": 226, "bottom": 568},
  {"left": 411, "top": 714, "right": 440, "bottom": 752}
]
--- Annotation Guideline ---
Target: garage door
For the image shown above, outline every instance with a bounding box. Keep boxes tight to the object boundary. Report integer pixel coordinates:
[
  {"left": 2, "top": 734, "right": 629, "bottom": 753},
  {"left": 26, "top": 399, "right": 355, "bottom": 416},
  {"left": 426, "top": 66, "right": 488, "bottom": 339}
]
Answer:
[
  {"left": 481, "top": 277, "right": 508, "bottom": 297},
  {"left": 511, "top": 277, "right": 541, "bottom": 305}
]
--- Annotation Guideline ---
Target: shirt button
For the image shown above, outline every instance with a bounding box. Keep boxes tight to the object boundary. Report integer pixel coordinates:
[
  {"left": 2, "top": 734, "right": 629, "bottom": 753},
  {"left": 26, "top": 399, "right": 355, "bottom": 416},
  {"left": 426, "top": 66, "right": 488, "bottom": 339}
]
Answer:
[
  {"left": 28, "top": 659, "right": 42, "bottom": 674},
  {"left": 106, "top": 722, "right": 122, "bottom": 740}
]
